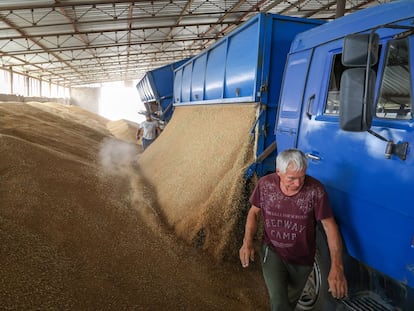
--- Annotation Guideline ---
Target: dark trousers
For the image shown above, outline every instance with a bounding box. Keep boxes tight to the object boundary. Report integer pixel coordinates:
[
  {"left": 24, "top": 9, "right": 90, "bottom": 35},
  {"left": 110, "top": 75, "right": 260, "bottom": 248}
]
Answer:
[{"left": 261, "top": 245, "right": 313, "bottom": 311}]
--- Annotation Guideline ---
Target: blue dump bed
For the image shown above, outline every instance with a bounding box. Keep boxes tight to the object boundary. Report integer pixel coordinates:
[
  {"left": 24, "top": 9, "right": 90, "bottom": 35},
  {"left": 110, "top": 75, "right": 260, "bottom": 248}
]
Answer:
[
  {"left": 136, "top": 58, "right": 189, "bottom": 122},
  {"left": 173, "top": 13, "right": 324, "bottom": 176}
]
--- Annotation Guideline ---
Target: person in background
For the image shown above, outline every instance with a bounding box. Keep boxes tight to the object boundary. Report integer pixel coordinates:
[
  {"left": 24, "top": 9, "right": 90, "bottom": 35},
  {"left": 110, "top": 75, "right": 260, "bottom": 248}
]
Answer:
[
  {"left": 136, "top": 113, "right": 160, "bottom": 151},
  {"left": 239, "top": 148, "right": 347, "bottom": 311}
]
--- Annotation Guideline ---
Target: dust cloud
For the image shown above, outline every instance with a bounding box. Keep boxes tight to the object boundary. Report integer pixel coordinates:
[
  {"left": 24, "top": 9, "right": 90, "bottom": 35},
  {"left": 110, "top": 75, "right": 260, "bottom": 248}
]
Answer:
[
  {"left": 0, "top": 101, "right": 268, "bottom": 310},
  {"left": 99, "top": 137, "right": 139, "bottom": 174}
]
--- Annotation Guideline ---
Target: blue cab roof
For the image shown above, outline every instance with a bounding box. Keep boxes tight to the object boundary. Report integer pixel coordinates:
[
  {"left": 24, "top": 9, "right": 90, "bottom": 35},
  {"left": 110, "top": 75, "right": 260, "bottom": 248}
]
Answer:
[{"left": 290, "top": 0, "right": 414, "bottom": 53}]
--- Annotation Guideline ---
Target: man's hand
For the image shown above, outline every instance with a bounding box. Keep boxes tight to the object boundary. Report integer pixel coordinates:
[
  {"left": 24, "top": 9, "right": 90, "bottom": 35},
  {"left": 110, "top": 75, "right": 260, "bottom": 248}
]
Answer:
[
  {"left": 239, "top": 206, "right": 260, "bottom": 268},
  {"left": 239, "top": 242, "right": 255, "bottom": 268},
  {"left": 328, "top": 264, "right": 348, "bottom": 299},
  {"left": 320, "top": 217, "right": 348, "bottom": 299}
]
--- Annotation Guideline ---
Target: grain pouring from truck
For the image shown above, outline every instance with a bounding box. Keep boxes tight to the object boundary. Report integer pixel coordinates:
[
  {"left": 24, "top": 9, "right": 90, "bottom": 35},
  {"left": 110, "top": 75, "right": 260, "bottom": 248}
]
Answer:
[{"left": 137, "top": 13, "right": 325, "bottom": 272}]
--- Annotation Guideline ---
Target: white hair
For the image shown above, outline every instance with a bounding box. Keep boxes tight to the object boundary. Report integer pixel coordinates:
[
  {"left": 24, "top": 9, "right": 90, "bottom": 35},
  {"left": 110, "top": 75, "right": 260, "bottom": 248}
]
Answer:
[{"left": 276, "top": 149, "right": 308, "bottom": 174}]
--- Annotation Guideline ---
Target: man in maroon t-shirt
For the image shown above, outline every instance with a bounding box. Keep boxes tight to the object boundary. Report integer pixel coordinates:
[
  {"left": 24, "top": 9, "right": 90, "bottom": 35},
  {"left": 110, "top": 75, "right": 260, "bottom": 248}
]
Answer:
[{"left": 239, "top": 149, "right": 347, "bottom": 311}]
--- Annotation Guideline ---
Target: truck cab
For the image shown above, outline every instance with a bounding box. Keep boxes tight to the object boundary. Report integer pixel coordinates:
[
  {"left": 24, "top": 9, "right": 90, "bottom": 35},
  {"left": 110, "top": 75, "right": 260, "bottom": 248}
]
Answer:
[{"left": 276, "top": 1, "right": 414, "bottom": 309}]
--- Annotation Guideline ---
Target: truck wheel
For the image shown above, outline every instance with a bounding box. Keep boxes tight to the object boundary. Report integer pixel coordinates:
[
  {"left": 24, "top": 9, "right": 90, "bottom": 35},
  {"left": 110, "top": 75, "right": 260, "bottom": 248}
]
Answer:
[{"left": 296, "top": 228, "right": 339, "bottom": 311}]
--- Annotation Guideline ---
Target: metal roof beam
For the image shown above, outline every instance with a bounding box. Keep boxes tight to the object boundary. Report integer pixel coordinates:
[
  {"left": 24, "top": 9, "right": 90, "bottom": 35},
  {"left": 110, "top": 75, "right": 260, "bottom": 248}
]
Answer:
[
  {"left": 0, "top": 1, "right": 148, "bottom": 11},
  {"left": 0, "top": 22, "right": 232, "bottom": 40},
  {"left": 2, "top": 36, "right": 215, "bottom": 56},
  {"left": 0, "top": 11, "right": 248, "bottom": 31}
]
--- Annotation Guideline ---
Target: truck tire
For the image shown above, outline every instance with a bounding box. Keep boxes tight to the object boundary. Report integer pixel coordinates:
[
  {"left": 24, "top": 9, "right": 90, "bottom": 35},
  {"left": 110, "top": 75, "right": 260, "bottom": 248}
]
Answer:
[{"left": 296, "top": 226, "right": 339, "bottom": 311}]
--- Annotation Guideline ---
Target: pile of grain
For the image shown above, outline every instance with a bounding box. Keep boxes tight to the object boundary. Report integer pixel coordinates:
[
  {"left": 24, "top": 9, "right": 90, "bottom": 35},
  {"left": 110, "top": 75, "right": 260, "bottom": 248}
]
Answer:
[
  {"left": 106, "top": 119, "right": 139, "bottom": 145},
  {"left": 0, "top": 101, "right": 268, "bottom": 310},
  {"left": 26, "top": 101, "right": 140, "bottom": 146},
  {"left": 138, "top": 104, "right": 258, "bottom": 261},
  {"left": 25, "top": 101, "right": 111, "bottom": 135}
]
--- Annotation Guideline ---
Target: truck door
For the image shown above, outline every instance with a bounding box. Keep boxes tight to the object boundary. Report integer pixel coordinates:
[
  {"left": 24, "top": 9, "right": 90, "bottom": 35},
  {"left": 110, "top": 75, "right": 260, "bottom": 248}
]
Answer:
[
  {"left": 275, "top": 49, "right": 313, "bottom": 151},
  {"left": 296, "top": 36, "right": 414, "bottom": 289}
]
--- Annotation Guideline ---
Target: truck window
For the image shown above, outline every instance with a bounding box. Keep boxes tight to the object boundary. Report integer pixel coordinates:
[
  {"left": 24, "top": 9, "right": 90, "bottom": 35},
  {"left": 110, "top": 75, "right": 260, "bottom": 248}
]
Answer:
[
  {"left": 325, "top": 54, "right": 346, "bottom": 115},
  {"left": 376, "top": 38, "right": 412, "bottom": 120}
]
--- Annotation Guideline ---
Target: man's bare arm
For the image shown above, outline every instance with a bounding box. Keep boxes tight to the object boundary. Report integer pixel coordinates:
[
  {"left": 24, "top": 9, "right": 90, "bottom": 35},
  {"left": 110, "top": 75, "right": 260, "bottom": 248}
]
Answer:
[
  {"left": 239, "top": 205, "right": 261, "bottom": 268},
  {"left": 320, "top": 217, "right": 348, "bottom": 299},
  {"left": 136, "top": 128, "right": 142, "bottom": 140}
]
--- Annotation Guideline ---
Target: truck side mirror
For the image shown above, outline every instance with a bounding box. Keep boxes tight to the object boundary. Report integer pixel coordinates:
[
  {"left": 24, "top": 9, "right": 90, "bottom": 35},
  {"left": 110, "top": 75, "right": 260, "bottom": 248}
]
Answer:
[
  {"left": 339, "top": 68, "right": 376, "bottom": 131},
  {"left": 342, "top": 33, "right": 379, "bottom": 67},
  {"left": 339, "top": 32, "right": 379, "bottom": 132}
]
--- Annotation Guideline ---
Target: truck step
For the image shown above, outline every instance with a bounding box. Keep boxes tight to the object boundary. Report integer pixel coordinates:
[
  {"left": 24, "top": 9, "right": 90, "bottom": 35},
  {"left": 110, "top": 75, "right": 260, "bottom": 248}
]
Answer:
[{"left": 340, "top": 292, "right": 395, "bottom": 311}]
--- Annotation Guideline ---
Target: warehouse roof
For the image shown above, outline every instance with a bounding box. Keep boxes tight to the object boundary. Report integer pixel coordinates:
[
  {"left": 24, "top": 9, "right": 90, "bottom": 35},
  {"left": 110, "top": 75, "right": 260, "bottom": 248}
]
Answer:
[{"left": 0, "top": 0, "right": 391, "bottom": 87}]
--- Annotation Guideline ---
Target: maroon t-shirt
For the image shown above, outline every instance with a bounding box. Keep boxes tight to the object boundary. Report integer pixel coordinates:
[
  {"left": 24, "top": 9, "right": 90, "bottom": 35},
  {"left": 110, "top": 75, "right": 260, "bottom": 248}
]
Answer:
[{"left": 250, "top": 173, "right": 333, "bottom": 266}]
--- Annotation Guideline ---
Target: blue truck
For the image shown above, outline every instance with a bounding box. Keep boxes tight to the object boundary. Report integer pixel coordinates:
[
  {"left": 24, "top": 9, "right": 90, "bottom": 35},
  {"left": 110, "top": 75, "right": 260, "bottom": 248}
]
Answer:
[
  {"left": 171, "top": 1, "right": 414, "bottom": 310},
  {"left": 173, "top": 13, "right": 324, "bottom": 178},
  {"left": 276, "top": 1, "right": 414, "bottom": 309},
  {"left": 136, "top": 58, "right": 189, "bottom": 124}
]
